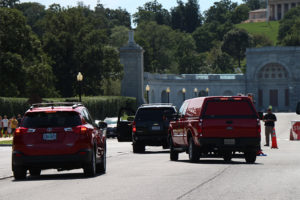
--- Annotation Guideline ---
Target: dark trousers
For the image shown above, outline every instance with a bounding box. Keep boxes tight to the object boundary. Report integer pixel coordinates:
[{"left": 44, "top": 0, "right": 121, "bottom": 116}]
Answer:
[{"left": 265, "top": 126, "right": 274, "bottom": 145}]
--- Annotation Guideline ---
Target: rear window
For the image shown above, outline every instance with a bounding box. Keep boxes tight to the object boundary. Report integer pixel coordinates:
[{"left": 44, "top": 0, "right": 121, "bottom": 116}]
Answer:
[
  {"left": 203, "top": 100, "right": 257, "bottom": 119},
  {"left": 22, "top": 112, "right": 82, "bottom": 128},
  {"left": 135, "top": 108, "right": 175, "bottom": 121}
]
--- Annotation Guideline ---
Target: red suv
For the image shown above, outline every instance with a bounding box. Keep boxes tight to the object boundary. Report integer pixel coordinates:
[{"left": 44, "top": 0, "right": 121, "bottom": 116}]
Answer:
[
  {"left": 169, "top": 96, "right": 261, "bottom": 163},
  {"left": 12, "top": 103, "right": 107, "bottom": 180}
]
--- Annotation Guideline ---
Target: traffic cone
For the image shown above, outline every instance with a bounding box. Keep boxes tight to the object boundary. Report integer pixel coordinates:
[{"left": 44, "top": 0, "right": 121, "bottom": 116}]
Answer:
[{"left": 271, "top": 128, "right": 278, "bottom": 149}]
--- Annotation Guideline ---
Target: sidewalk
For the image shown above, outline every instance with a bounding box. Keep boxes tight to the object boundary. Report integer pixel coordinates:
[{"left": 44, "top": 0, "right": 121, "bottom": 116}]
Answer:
[{"left": 0, "top": 137, "right": 13, "bottom": 142}]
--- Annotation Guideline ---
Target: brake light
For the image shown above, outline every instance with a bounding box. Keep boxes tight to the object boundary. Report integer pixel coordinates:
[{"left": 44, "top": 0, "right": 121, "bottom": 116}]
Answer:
[
  {"left": 220, "top": 98, "right": 229, "bottom": 100},
  {"left": 81, "top": 126, "right": 87, "bottom": 133},
  {"left": 15, "top": 128, "right": 28, "bottom": 135},
  {"left": 197, "top": 119, "right": 203, "bottom": 134},
  {"left": 15, "top": 128, "right": 21, "bottom": 134},
  {"left": 233, "top": 98, "right": 242, "bottom": 100},
  {"left": 132, "top": 122, "right": 136, "bottom": 133}
]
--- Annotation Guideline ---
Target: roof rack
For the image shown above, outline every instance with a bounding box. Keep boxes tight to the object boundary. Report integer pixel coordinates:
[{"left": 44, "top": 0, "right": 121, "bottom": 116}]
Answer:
[
  {"left": 30, "top": 102, "right": 83, "bottom": 110},
  {"left": 141, "top": 103, "right": 173, "bottom": 107}
]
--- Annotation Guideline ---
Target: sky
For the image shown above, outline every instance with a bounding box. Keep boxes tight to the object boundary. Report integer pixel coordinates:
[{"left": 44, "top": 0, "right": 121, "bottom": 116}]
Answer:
[{"left": 19, "top": 0, "right": 244, "bottom": 14}]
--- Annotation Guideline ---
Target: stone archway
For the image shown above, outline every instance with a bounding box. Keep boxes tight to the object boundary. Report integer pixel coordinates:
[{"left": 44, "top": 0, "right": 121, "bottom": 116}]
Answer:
[
  {"left": 257, "top": 63, "right": 289, "bottom": 111},
  {"left": 161, "top": 90, "right": 168, "bottom": 103}
]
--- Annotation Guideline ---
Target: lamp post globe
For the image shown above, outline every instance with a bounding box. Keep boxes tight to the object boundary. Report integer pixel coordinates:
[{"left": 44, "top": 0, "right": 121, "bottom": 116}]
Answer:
[
  {"left": 166, "top": 87, "right": 170, "bottom": 103},
  {"left": 206, "top": 88, "right": 210, "bottom": 96},
  {"left": 146, "top": 85, "right": 150, "bottom": 103},
  {"left": 182, "top": 88, "right": 186, "bottom": 101},
  {"left": 194, "top": 88, "right": 198, "bottom": 97},
  {"left": 77, "top": 72, "right": 83, "bottom": 102}
]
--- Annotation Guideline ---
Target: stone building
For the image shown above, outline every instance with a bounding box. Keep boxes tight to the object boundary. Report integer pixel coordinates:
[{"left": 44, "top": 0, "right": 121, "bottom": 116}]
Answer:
[
  {"left": 248, "top": 9, "right": 267, "bottom": 22},
  {"left": 268, "top": 0, "right": 300, "bottom": 20},
  {"left": 120, "top": 32, "right": 300, "bottom": 112}
]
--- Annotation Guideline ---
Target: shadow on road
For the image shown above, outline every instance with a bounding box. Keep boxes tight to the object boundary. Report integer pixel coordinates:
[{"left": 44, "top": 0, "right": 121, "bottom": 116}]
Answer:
[
  {"left": 13, "top": 172, "right": 105, "bottom": 182},
  {"left": 176, "top": 159, "right": 263, "bottom": 165},
  {"left": 137, "top": 150, "right": 169, "bottom": 154}
]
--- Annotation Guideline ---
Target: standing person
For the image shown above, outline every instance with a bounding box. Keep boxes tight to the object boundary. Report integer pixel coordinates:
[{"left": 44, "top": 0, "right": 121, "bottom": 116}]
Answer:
[
  {"left": 0, "top": 115, "right": 2, "bottom": 137},
  {"left": 263, "top": 106, "right": 277, "bottom": 146},
  {"left": 2, "top": 115, "right": 9, "bottom": 138},
  {"left": 17, "top": 114, "right": 22, "bottom": 127},
  {"left": 10, "top": 116, "right": 18, "bottom": 137}
]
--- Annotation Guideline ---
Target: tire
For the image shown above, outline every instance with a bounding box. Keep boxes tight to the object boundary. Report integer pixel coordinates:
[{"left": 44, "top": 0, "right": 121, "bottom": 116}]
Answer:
[
  {"left": 97, "top": 148, "right": 106, "bottom": 174},
  {"left": 29, "top": 169, "right": 41, "bottom": 177},
  {"left": 132, "top": 143, "right": 145, "bottom": 153},
  {"left": 84, "top": 149, "right": 96, "bottom": 177},
  {"left": 223, "top": 151, "right": 232, "bottom": 162},
  {"left": 13, "top": 166, "right": 27, "bottom": 180},
  {"left": 169, "top": 137, "right": 178, "bottom": 161},
  {"left": 188, "top": 137, "right": 199, "bottom": 163},
  {"left": 245, "top": 151, "right": 257, "bottom": 164}
]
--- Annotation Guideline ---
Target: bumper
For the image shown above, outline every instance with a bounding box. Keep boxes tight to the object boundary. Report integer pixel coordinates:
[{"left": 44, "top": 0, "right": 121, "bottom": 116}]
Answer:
[
  {"left": 133, "top": 132, "right": 168, "bottom": 146},
  {"left": 12, "top": 149, "right": 92, "bottom": 170},
  {"left": 197, "top": 137, "right": 261, "bottom": 152}
]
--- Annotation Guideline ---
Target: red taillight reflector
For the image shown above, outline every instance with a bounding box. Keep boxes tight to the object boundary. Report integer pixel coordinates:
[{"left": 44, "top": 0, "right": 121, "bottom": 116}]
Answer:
[
  {"left": 15, "top": 128, "right": 21, "bottom": 134},
  {"left": 81, "top": 126, "right": 87, "bottom": 133},
  {"left": 132, "top": 122, "right": 136, "bottom": 133},
  {"left": 220, "top": 98, "right": 229, "bottom": 100},
  {"left": 233, "top": 98, "right": 242, "bottom": 100}
]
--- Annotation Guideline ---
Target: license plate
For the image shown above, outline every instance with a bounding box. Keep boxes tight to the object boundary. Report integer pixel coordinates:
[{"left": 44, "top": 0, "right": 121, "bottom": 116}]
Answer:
[
  {"left": 224, "top": 139, "right": 235, "bottom": 145},
  {"left": 43, "top": 133, "right": 57, "bottom": 141},
  {"left": 152, "top": 126, "right": 161, "bottom": 131}
]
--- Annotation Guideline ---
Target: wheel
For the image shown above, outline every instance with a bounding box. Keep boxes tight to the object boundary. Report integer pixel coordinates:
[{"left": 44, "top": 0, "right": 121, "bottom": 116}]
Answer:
[
  {"left": 169, "top": 137, "right": 178, "bottom": 161},
  {"left": 84, "top": 149, "right": 96, "bottom": 177},
  {"left": 13, "top": 166, "right": 27, "bottom": 180},
  {"left": 29, "top": 169, "right": 41, "bottom": 176},
  {"left": 245, "top": 151, "right": 257, "bottom": 164},
  {"left": 223, "top": 151, "right": 232, "bottom": 162},
  {"left": 188, "top": 137, "right": 200, "bottom": 163},
  {"left": 97, "top": 148, "right": 106, "bottom": 174},
  {"left": 132, "top": 143, "right": 145, "bottom": 153}
]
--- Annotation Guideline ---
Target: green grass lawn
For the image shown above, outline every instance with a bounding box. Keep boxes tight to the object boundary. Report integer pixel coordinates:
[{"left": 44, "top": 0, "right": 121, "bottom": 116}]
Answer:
[
  {"left": 0, "top": 140, "right": 12, "bottom": 145},
  {"left": 236, "top": 21, "right": 279, "bottom": 45}
]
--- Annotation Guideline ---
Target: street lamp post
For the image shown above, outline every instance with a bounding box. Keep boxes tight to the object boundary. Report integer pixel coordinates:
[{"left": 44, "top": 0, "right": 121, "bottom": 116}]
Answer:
[
  {"left": 182, "top": 88, "right": 186, "bottom": 101},
  {"left": 146, "top": 85, "right": 150, "bottom": 103},
  {"left": 206, "top": 88, "right": 210, "bottom": 96},
  {"left": 166, "top": 87, "right": 170, "bottom": 103},
  {"left": 77, "top": 72, "right": 83, "bottom": 102},
  {"left": 194, "top": 88, "right": 198, "bottom": 97}
]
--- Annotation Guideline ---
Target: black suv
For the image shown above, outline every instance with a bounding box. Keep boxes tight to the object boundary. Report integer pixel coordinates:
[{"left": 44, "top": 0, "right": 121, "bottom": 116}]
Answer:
[{"left": 132, "top": 104, "right": 177, "bottom": 153}]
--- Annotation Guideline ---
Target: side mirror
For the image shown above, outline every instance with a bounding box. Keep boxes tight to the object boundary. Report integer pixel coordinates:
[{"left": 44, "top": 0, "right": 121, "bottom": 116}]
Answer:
[
  {"left": 296, "top": 102, "right": 300, "bottom": 115},
  {"left": 98, "top": 122, "right": 107, "bottom": 129},
  {"left": 258, "top": 112, "right": 264, "bottom": 120}
]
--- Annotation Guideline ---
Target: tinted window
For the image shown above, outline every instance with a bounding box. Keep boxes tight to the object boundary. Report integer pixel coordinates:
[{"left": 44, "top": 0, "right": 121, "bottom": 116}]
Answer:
[
  {"left": 135, "top": 108, "right": 175, "bottom": 121},
  {"left": 203, "top": 100, "right": 256, "bottom": 118},
  {"left": 104, "top": 118, "right": 118, "bottom": 124},
  {"left": 22, "top": 112, "right": 82, "bottom": 128}
]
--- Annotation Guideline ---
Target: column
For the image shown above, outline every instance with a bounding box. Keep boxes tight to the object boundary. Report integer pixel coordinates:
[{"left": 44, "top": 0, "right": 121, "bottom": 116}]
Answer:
[
  {"left": 288, "top": 3, "right": 292, "bottom": 10},
  {"left": 267, "top": 4, "right": 270, "bottom": 21},
  {"left": 275, "top": 4, "right": 278, "bottom": 20}
]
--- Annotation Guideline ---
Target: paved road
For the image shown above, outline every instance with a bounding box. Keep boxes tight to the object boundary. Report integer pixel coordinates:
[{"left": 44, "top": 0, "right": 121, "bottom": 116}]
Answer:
[{"left": 0, "top": 113, "right": 300, "bottom": 200}]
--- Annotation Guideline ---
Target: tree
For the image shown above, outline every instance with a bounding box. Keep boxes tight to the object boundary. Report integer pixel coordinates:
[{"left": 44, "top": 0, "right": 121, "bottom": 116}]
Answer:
[
  {"left": 110, "top": 26, "right": 130, "bottom": 48},
  {"left": 242, "top": 0, "right": 261, "bottom": 11},
  {"left": 204, "top": 0, "right": 237, "bottom": 24},
  {"left": 252, "top": 33, "right": 273, "bottom": 47},
  {"left": 222, "top": 29, "right": 253, "bottom": 68},
  {"left": 171, "top": 0, "right": 202, "bottom": 33},
  {"left": 133, "top": 0, "right": 171, "bottom": 26},
  {"left": 135, "top": 21, "right": 176, "bottom": 73},
  {"left": 0, "top": 0, "right": 19, "bottom": 8},
  {"left": 231, "top": 4, "right": 250, "bottom": 24},
  {"left": 278, "top": 6, "right": 300, "bottom": 46},
  {"left": 0, "top": 8, "right": 57, "bottom": 97}
]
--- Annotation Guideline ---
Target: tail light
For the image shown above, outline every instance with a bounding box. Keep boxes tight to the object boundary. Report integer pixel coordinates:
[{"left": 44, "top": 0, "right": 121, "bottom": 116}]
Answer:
[
  {"left": 257, "top": 119, "right": 261, "bottom": 136},
  {"left": 15, "top": 128, "right": 28, "bottom": 136},
  {"left": 197, "top": 119, "right": 203, "bottom": 134},
  {"left": 73, "top": 126, "right": 88, "bottom": 134},
  {"left": 132, "top": 121, "right": 136, "bottom": 133}
]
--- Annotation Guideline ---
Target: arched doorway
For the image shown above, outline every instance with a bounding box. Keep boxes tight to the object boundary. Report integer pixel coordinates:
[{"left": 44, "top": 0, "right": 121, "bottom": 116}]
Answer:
[
  {"left": 161, "top": 90, "right": 168, "bottom": 103},
  {"left": 257, "top": 63, "right": 290, "bottom": 111},
  {"left": 150, "top": 90, "right": 155, "bottom": 103}
]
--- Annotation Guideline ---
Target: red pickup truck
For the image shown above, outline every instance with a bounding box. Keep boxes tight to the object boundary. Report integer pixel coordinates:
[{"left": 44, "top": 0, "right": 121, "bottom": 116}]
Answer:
[{"left": 169, "top": 96, "right": 261, "bottom": 163}]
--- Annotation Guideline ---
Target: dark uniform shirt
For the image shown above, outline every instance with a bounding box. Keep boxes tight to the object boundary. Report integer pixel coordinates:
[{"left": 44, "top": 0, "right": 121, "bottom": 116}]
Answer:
[{"left": 264, "top": 113, "right": 277, "bottom": 127}]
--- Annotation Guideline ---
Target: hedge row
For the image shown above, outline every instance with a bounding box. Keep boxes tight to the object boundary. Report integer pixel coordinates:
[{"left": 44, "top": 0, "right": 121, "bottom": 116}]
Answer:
[{"left": 0, "top": 96, "right": 137, "bottom": 120}]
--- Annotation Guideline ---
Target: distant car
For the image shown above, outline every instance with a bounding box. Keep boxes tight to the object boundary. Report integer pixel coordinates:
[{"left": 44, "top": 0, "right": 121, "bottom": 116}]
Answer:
[
  {"left": 169, "top": 96, "right": 261, "bottom": 163},
  {"left": 104, "top": 117, "right": 118, "bottom": 138},
  {"left": 132, "top": 104, "right": 177, "bottom": 153},
  {"left": 12, "top": 102, "right": 107, "bottom": 180}
]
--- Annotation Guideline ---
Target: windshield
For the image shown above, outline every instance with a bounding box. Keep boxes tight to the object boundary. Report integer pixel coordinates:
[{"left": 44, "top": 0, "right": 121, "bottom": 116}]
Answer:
[
  {"left": 203, "top": 100, "right": 257, "bottom": 119},
  {"left": 135, "top": 108, "right": 175, "bottom": 121},
  {"left": 22, "top": 112, "right": 82, "bottom": 128},
  {"left": 104, "top": 118, "right": 118, "bottom": 124}
]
